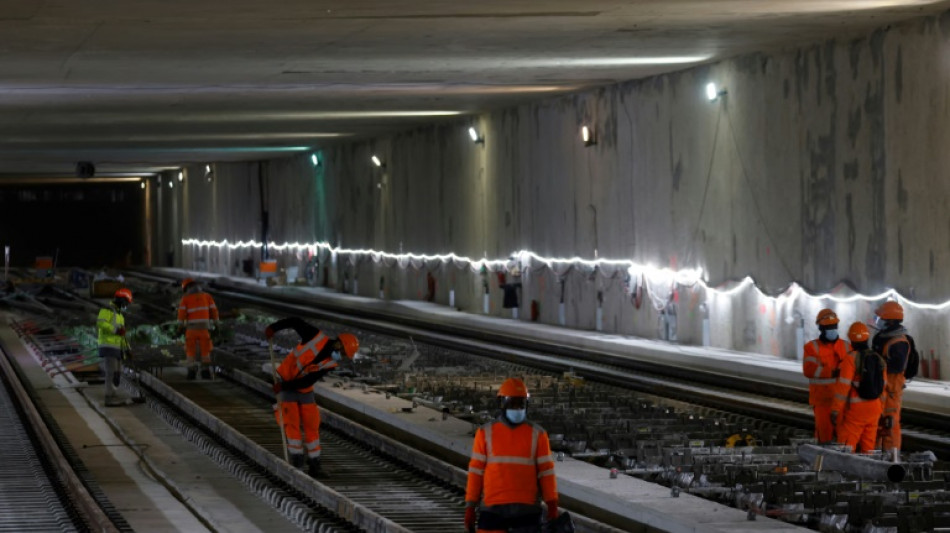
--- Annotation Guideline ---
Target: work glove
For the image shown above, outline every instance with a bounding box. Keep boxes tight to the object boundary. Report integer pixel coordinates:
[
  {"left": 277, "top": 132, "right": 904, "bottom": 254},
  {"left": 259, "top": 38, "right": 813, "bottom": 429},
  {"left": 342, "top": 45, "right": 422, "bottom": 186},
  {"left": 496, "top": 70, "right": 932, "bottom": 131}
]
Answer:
[
  {"left": 545, "top": 499, "right": 559, "bottom": 520},
  {"left": 264, "top": 326, "right": 275, "bottom": 339},
  {"left": 830, "top": 411, "right": 839, "bottom": 428},
  {"left": 116, "top": 327, "right": 126, "bottom": 337},
  {"left": 272, "top": 381, "right": 282, "bottom": 394},
  {"left": 464, "top": 506, "right": 476, "bottom": 533}
]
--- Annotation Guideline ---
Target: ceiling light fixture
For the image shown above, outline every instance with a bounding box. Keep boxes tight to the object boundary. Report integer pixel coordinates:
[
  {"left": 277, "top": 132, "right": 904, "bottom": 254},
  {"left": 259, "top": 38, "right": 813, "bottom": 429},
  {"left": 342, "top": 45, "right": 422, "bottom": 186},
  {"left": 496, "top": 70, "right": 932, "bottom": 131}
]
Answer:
[
  {"left": 706, "top": 82, "right": 727, "bottom": 102},
  {"left": 178, "top": 171, "right": 184, "bottom": 182},
  {"left": 468, "top": 127, "right": 484, "bottom": 144},
  {"left": 311, "top": 154, "right": 319, "bottom": 166},
  {"left": 521, "top": 56, "right": 711, "bottom": 68},
  {"left": 168, "top": 180, "right": 174, "bottom": 189},
  {"left": 371, "top": 155, "right": 385, "bottom": 168},
  {"left": 140, "top": 180, "right": 146, "bottom": 189},
  {"left": 205, "top": 164, "right": 214, "bottom": 182},
  {"left": 581, "top": 125, "right": 596, "bottom": 147}
]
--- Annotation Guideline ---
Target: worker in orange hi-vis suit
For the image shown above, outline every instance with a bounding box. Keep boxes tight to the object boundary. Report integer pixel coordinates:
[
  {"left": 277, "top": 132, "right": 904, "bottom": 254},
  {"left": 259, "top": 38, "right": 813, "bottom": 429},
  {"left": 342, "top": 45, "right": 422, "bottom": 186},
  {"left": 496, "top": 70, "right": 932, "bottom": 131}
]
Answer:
[
  {"left": 836, "top": 322, "right": 885, "bottom": 453},
  {"left": 465, "top": 378, "right": 560, "bottom": 533},
  {"left": 266, "top": 317, "right": 359, "bottom": 477},
  {"left": 177, "top": 278, "right": 219, "bottom": 380},
  {"left": 872, "top": 301, "right": 911, "bottom": 458},
  {"left": 802, "top": 309, "right": 850, "bottom": 443}
]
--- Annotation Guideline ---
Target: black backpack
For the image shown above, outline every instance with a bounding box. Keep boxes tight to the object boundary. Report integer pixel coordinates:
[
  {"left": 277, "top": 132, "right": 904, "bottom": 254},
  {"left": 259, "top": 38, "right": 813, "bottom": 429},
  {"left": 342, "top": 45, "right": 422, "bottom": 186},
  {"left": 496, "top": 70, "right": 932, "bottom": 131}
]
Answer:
[
  {"left": 855, "top": 348, "right": 886, "bottom": 400},
  {"left": 904, "top": 335, "right": 920, "bottom": 380}
]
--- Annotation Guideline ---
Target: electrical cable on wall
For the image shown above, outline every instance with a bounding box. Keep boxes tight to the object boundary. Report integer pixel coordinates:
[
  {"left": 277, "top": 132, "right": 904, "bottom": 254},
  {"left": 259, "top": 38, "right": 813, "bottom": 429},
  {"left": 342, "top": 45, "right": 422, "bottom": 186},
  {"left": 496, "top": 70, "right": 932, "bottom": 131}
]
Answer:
[{"left": 723, "top": 106, "right": 795, "bottom": 281}]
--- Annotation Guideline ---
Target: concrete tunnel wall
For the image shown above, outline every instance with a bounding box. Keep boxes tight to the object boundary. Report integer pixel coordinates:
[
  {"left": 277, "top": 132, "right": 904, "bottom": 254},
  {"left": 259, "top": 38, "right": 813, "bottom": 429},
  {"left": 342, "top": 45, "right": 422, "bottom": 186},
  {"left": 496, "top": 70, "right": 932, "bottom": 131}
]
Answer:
[{"left": 170, "top": 11, "right": 950, "bottom": 379}]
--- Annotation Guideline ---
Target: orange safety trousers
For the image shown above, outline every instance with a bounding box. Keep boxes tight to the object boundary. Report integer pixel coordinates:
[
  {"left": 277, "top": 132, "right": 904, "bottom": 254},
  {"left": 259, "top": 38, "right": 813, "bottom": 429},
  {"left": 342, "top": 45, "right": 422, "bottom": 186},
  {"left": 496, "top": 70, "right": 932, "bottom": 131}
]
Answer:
[
  {"left": 184, "top": 329, "right": 213, "bottom": 365},
  {"left": 878, "top": 374, "right": 905, "bottom": 451},
  {"left": 837, "top": 399, "right": 882, "bottom": 453},
  {"left": 274, "top": 399, "right": 322, "bottom": 459}
]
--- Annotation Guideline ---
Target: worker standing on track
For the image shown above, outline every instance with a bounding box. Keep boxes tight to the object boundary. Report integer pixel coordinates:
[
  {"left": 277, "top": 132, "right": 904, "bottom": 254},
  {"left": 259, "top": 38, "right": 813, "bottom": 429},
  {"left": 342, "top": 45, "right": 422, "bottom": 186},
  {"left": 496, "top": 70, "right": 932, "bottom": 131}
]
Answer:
[
  {"left": 266, "top": 317, "right": 359, "bottom": 477},
  {"left": 176, "top": 278, "right": 219, "bottom": 380},
  {"left": 802, "top": 309, "right": 850, "bottom": 443},
  {"left": 872, "top": 301, "right": 911, "bottom": 457},
  {"left": 464, "top": 377, "right": 560, "bottom": 533},
  {"left": 836, "top": 322, "right": 885, "bottom": 453},
  {"left": 97, "top": 288, "right": 132, "bottom": 407}
]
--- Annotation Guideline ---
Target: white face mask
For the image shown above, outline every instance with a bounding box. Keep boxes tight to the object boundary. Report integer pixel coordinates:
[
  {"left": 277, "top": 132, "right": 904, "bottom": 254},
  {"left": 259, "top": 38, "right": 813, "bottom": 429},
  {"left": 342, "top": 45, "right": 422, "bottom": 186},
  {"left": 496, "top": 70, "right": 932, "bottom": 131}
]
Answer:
[
  {"left": 331, "top": 351, "right": 342, "bottom": 362},
  {"left": 824, "top": 329, "right": 839, "bottom": 341}
]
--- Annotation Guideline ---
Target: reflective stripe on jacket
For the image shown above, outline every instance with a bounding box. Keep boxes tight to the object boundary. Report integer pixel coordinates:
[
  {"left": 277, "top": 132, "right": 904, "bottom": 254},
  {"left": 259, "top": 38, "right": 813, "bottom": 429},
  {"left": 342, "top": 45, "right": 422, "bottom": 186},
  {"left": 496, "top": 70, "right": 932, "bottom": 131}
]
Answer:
[
  {"left": 465, "top": 418, "right": 558, "bottom": 508},
  {"left": 96, "top": 305, "right": 126, "bottom": 349},
  {"left": 276, "top": 332, "right": 334, "bottom": 393},
  {"left": 802, "top": 338, "right": 850, "bottom": 406},
  {"left": 177, "top": 292, "right": 219, "bottom": 330}
]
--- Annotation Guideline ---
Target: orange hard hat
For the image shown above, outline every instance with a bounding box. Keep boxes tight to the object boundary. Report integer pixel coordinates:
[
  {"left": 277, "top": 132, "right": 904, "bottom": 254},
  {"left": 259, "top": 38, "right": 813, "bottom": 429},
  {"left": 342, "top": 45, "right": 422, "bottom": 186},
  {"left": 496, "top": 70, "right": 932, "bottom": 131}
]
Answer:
[
  {"left": 114, "top": 288, "right": 133, "bottom": 303},
  {"left": 848, "top": 322, "right": 870, "bottom": 343},
  {"left": 875, "top": 301, "right": 903, "bottom": 321},
  {"left": 337, "top": 332, "right": 359, "bottom": 358},
  {"left": 815, "top": 308, "right": 839, "bottom": 326},
  {"left": 182, "top": 278, "right": 196, "bottom": 290},
  {"left": 497, "top": 377, "right": 529, "bottom": 398}
]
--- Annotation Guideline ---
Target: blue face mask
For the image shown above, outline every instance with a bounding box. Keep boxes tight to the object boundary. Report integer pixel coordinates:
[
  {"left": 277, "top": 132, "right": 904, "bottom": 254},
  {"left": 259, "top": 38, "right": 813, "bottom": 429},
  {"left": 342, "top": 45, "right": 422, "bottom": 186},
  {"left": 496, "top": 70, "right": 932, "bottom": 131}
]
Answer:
[
  {"left": 331, "top": 351, "right": 342, "bottom": 362},
  {"left": 824, "top": 330, "right": 839, "bottom": 341},
  {"left": 505, "top": 409, "right": 526, "bottom": 424}
]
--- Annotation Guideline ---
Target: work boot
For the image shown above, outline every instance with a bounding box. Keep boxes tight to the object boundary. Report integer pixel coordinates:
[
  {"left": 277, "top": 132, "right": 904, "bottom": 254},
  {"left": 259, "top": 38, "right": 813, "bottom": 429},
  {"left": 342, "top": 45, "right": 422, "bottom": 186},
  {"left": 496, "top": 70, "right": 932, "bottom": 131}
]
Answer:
[
  {"left": 308, "top": 458, "right": 328, "bottom": 478},
  {"left": 290, "top": 454, "right": 305, "bottom": 469},
  {"left": 186, "top": 367, "right": 197, "bottom": 380},
  {"left": 200, "top": 367, "right": 211, "bottom": 380}
]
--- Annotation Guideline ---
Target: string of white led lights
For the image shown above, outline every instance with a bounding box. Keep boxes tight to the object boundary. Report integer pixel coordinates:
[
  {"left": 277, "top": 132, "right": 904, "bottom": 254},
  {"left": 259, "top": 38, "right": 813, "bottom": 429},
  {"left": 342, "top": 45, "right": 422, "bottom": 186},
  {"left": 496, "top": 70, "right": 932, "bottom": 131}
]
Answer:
[{"left": 182, "top": 238, "right": 944, "bottom": 312}]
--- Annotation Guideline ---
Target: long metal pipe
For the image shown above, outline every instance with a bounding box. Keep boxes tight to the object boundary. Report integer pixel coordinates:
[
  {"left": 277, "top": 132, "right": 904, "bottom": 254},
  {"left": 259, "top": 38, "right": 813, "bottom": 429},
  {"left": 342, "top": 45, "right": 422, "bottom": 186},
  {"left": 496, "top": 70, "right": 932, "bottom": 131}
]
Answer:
[{"left": 798, "top": 443, "right": 906, "bottom": 483}]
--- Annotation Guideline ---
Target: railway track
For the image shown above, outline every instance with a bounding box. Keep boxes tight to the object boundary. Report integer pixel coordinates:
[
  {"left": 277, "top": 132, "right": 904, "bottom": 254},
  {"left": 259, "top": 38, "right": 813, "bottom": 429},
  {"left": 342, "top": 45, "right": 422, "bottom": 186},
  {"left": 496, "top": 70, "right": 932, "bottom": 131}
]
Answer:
[
  {"left": 7, "top": 269, "right": 950, "bottom": 531},
  {"left": 195, "top": 278, "right": 950, "bottom": 458},
  {"left": 0, "top": 325, "right": 125, "bottom": 533},
  {"left": 141, "top": 369, "right": 466, "bottom": 532}
]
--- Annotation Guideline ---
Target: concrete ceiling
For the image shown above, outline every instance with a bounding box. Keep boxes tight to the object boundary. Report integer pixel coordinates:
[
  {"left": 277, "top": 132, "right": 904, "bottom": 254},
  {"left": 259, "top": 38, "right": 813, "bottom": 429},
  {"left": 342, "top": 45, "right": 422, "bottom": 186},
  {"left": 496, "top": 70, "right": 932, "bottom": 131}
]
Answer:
[{"left": 1, "top": 0, "right": 947, "bottom": 177}]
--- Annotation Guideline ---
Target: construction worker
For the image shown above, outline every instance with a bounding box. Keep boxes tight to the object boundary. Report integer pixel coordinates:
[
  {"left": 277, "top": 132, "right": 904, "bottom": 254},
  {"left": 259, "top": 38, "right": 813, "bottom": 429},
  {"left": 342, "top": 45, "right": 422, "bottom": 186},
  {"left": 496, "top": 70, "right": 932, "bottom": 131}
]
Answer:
[
  {"left": 465, "top": 377, "right": 559, "bottom": 533},
  {"left": 177, "top": 278, "right": 219, "bottom": 380},
  {"left": 836, "top": 322, "right": 884, "bottom": 453},
  {"left": 872, "top": 301, "right": 910, "bottom": 456},
  {"left": 266, "top": 317, "right": 359, "bottom": 477},
  {"left": 97, "top": 288, "right": 132, "bottom": 407},
  {"left": 802, "top": 309, "right": 850, "bottom": 443}
]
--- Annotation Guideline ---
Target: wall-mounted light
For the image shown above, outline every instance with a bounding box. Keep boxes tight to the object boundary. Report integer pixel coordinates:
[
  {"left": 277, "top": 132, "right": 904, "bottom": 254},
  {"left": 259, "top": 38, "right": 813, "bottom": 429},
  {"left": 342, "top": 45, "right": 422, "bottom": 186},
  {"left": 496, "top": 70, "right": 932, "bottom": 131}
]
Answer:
[
  {"left": 468, "top": 127, "right": 484, "bottom": 144},
  {"left": 205, "top": 164, "right": 213, "bottom": 182},
  {"left": 311, "top": 154, "right": 320, "bottom": 166},
  {"left": 140, "top": 180, "right": 146, "bottom": 189},
  {"left": 581, "top": 125, "right": 597, "bottom": 147},
  {"left": 178, "top": 170, "right": 184, "bottom": 182},
  {"left": 706, "top": 82, "right": 727, "bottom": 102},
  {"left": 371, "top": 155, "right": 385, "bottom": 168},
  {"left": 168, "top": 180, "right": 174, "bottom": 189}
]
